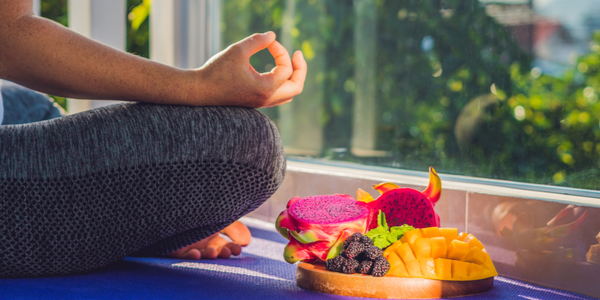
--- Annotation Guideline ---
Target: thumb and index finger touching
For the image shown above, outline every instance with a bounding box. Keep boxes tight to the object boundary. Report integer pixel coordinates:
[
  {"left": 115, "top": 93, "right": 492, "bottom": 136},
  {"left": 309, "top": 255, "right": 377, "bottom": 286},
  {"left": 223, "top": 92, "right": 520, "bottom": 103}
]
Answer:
[{"left": 237, "top": 31, "right": 306, "bottom": 89}]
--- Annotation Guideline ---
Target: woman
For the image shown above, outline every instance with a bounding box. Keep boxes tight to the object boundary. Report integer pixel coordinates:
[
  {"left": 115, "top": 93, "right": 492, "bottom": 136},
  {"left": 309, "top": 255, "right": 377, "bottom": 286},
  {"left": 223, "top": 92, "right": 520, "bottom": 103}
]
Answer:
[{"left": 0, "top": 0, "right": 306, "bottom": 277}]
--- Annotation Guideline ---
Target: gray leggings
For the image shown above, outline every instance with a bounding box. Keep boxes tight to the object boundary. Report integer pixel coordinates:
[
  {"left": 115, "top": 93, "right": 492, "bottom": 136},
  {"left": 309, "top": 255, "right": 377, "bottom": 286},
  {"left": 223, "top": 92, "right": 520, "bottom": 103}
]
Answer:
[{"left": 0, "top": 86, "right": 286, "bottom": 277}]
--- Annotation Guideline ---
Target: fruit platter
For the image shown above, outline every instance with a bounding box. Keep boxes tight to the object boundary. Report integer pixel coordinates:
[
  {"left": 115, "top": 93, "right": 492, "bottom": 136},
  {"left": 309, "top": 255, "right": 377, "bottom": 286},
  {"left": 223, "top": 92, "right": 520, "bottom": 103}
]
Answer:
[{"left": 275, "top": 168, "right": 498, "bottom": 299}]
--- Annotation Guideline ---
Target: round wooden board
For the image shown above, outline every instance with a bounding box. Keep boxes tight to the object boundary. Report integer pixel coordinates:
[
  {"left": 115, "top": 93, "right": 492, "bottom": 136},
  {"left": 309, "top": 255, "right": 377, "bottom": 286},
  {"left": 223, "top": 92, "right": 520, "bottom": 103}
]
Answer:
[{"left": 296, "top": 263, "right": 494, "bottom": 299}]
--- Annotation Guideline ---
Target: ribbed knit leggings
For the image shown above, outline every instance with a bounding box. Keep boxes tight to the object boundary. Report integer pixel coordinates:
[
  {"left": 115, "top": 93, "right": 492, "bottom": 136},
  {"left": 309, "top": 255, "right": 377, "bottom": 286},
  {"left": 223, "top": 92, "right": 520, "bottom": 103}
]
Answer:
[{"left": 0, "top": 85, "right": 286, "bottom": 277}]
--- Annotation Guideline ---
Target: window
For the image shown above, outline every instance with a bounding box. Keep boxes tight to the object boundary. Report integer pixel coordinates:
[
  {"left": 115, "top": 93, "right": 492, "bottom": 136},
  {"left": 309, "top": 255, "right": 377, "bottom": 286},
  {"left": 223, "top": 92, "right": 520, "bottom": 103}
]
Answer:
[{"left": 222, "top": 0, "right": 600, "bottom": 190}]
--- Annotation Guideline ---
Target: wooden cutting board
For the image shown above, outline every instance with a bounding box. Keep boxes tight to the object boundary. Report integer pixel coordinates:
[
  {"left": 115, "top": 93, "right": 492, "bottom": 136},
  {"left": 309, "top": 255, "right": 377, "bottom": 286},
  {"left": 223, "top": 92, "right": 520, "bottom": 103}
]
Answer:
[{"left": 296, "top": 263, "right": 494, "bottom": 299}]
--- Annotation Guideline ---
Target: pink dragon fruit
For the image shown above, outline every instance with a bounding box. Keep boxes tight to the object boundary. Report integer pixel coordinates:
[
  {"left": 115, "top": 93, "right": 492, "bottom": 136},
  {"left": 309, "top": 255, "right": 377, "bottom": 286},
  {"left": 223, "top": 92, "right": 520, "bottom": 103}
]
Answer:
[
  {"left": 275, "top": 194, "right": 373, "bottom": 263},
  {"left": 275, "top": 167, "right": 442, "bottom": 264},
  {"left": 361, "top": 167, "right": 442, "bottom": 229}
]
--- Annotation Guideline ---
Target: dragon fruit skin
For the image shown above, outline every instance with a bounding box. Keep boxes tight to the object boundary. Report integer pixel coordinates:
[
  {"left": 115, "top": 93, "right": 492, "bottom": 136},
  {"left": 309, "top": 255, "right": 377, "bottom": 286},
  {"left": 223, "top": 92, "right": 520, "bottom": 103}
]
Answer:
[
  {"left": 362, "top": 167, "right": 442, "bottom": 230},
  {"left": 275, "top": 194, "right": 372, "bottom": 264}
]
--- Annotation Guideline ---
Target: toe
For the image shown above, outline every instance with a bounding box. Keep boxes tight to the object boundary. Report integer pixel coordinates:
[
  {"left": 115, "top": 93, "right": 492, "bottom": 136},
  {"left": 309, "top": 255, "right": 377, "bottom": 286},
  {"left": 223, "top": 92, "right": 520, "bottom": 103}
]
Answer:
[
  {"left": 200, "top": 247, "right": 218, "bottom": 259},
  {"left": 183, "top": 249, "right": 201, "bottom": 260},
  {"left": 218, "top": 247, "right": 232, "bottom": 259},
  {"left": 227, "top": 242, "right": 242, "bottom": 256}
]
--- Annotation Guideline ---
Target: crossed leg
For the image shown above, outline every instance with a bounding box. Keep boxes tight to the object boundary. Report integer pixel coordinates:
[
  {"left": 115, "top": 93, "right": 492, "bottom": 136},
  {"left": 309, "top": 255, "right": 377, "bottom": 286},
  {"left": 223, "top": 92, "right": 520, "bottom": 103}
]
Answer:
[{"left": 0, "top": 86, "right": 285, "bottom": 277}]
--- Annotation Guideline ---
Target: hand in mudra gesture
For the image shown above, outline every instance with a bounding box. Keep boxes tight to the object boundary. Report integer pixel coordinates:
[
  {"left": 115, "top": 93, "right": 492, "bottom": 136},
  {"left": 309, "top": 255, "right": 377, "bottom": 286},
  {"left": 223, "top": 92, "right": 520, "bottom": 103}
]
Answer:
[{"left": 193, "top": 31, "right": 307, "bottom": 108}]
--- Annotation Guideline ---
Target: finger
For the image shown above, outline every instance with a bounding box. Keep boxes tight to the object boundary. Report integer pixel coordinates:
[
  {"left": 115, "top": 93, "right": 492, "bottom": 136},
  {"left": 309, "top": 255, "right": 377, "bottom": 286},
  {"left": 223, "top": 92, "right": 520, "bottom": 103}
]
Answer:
[
  {"left": 218, "top": 246, "right": 232, "bottom": 259},
  {"left": 236, "top": 31, "right": 276, "bottom": 57},
  {"left": 200, "top": 247, "right": 219, "bottom": 259},
  {"left": 290, "top": 50, "right": 308, "bottom": 85},
  {"left": 220, "top": 221, "right": 252, "bottom": 246},
  {"left": 267, "top": 51, "right": 307, "bottom": 101},
  {"left": 262, "top": 41, "right": 293, "bottom": 83}
]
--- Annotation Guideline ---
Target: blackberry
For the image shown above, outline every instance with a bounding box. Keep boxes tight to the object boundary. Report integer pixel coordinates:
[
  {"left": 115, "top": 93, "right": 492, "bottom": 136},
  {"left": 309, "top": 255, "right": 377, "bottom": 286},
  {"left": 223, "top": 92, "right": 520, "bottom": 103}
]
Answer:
[
  {"left": 344, "top": 242, "right": 366, "bottom": 260},
  {"left": 325, "top": 256, "right": 346, "bottom": 273},
  {"left": 356, "top": 260, "right": 373, "bottom": 274},
  {"left": 371, "top": 256, "right": 390, "bottom": 277},
  {"left": 360, "top": 246, "right": 383, "bottom": 261},
  {"left": 341, "top": 259, "right": 360, "bottom": 274},
  {"left": 360, "top": 235, "right": 374, "bottom": 247},
  {"left": 343, "top": 233, "right": 363, "bottom": 249}
]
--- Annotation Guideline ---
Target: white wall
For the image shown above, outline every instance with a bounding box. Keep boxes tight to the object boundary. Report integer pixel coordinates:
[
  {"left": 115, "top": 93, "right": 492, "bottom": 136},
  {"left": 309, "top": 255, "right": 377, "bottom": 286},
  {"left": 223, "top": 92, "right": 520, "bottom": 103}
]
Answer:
[{"left": 67, "top": 0, "right": 127, "bottom": 114}]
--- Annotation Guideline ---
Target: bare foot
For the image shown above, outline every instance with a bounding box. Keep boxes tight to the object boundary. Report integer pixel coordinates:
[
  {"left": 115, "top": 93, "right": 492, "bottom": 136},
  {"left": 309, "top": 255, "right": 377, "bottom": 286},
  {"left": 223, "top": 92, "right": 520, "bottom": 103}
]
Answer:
[{"left": 166, "top": 221, "right": 252, "bottom": 260}]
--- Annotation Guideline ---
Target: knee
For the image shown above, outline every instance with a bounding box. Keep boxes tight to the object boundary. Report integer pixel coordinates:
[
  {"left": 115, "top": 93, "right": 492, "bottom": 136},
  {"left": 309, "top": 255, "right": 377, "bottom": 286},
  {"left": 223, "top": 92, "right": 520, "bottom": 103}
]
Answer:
[{"left": 138, "top": 104, "right": 285, "bottom": 180}]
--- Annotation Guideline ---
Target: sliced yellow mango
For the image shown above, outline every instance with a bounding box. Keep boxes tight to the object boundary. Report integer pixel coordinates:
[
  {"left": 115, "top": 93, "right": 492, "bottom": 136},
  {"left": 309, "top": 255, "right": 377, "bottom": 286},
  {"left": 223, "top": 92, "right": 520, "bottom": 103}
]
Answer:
[
  {"left": 406, "top": 259, "right": 422, "bottom": 277},
  {"left": 468, "top": 263, "right": 483, "bottom": 279},
  {"left": 420, "top": 227, "right": 441, "bottom": 238},
  {"left": 387, "top": 252, "right": 409, "bottom": 277},
  {"left": 418, "top": 258, "right": 437, "bottom": 278},
  {"left": 435, "top": 258, "right": 452, "bottom": 279},
  {"left": 389, "top": 262, "right": 409, "bottom": 277},
  {"left": 482, "top": 269, "right": 497, "bottom": 279},
  {"left": 482, "top": 252, "right": 498, "bottom": 276},
  {"left": 383, "top": 241, "right": 403, "bottom": 258},
  {"left": 462, "top": 234, "right": 485, "bottom": 250},
  {"left": 430, "top": 237, "right": 447, "bottom": 259},
  {"left": 451, "top": 260, "right": 470, "bottom": 280},
  {"left": 412, "top": 238, "right": 431, "bottom": 259},
  {"left": 447, "top": 240, "right": 469, "bottom": 260},
  {"left": 462, "top": 247, "right": 486, "bottom": 265},
  {"left": 402, "top": 229, "right": 423, "bottom": 246},
  {"left": 387, "top": 251, "right": 402, "bottom": 266},
  {"left": 396, "top": 242, "right": 416, "bottom": 263},
  {"left": 383, "top": 227, "right": 497, "bottom": 281},
  {"left": 439, "top": 228, "right": 458, "bottom": 245}
]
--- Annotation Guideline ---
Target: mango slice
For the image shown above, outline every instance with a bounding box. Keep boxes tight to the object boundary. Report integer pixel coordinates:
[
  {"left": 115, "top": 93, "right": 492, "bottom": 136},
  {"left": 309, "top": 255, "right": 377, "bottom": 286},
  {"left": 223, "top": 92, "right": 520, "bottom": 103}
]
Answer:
[
  {"left": 385, "top": 228, "right": 498, "bottom": 281},
  {"left": 451, "top": 260, "right": 470, "bottom": 280},
  {"left": 402, "top": 229, "right": 423, "bottom": 246},
  {"left": 435, "top": 258, "right": 452, "bottom": 279},
  {"left": 387, "top": 252, "right": 409, "bottom": 277},
  {"left": 468, "top": 263, "right": 483, "bottom": 279},
  {"left": 413, "top": 238, "right": 431, "bottom": 259},
  {"left": 383, "top": 241, "right": 403, "bottom": 258},
  {"left": 421, "top": 227, "right": 441, "bottom": 238},
  {"left": 419, "top": 258, "right": 437, "bottom": 278},
  {"left": 462, "top": 247, "right": 486, "bottom": 265},
  {"left": 439, "top": 228, "right": 458, "bottom": 245},
  {"left": 447, "top": 240, "right": 469, "bottom": 260},
  {"left": 406, "top": 260, "right": 422, "bottom": 277},
  {"left": 397, "top": 242, "right": 417, "bottom": 263},
  {"left": 462, "top": 234, "right": 485, "bottom": 250},
  {"left": 430, "top": 237, "right": 447, "bottom": 259}
]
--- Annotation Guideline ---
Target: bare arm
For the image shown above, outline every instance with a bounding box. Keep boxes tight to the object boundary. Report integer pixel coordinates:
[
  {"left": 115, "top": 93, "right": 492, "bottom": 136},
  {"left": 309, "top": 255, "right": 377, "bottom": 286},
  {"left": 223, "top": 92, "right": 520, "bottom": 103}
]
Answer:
[{"left": 0, "top": 1, "right": 306, "bottom": 108}]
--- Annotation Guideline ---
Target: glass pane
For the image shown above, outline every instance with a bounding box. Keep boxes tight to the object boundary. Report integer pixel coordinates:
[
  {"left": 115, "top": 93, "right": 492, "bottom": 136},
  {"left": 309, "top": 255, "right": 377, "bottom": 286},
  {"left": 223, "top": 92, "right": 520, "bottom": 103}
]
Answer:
[{"left": 221, "top": 0, "right": 600, "bottom": 190}]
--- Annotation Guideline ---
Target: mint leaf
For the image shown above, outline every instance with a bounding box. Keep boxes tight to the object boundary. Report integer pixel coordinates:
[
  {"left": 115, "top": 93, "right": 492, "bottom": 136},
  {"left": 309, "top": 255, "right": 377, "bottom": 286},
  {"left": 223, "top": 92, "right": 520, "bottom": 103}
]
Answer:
[
  {"left": 373, "top": 235, "right": 390, "bottom": 249},
  {"left": 386, "top": 233, "right": 397, "bottom": 244},
  {"left": 378, "top": 211, "right": 389, "bottom": 231},
  {"left": 390, "top": 224, "right": 415, "bottom": 240},
  {"left": 365, "top": 226, "right": 385, "bottom": 239},
  {"left": 366, "top": 210, "right": 415, "bottom": 249}
]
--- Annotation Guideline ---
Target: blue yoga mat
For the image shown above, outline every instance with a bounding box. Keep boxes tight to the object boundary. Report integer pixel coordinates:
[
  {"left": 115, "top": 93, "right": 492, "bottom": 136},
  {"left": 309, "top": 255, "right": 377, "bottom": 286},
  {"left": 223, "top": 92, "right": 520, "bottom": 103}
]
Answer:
[{"left": 0, "top": 219, "right": 595, "bottom": 300}]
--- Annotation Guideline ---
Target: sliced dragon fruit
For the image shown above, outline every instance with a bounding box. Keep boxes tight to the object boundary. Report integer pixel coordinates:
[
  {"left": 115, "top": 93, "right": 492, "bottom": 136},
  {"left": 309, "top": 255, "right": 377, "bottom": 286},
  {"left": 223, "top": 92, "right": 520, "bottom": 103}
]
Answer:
[
  {"left": 365, "top": 167, "right": 442, "bottom": 229},
  {"left": 275, "top": 194, "right": 372, "bottom": 263}
]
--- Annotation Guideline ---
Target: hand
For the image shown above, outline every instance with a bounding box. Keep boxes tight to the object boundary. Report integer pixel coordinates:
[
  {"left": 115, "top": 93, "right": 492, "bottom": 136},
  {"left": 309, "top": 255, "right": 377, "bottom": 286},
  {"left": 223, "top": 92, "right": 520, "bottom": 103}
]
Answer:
[
  {"left": 166, "top": 221, "right": 252, "bottom": 259},
  {"left": 190, "top": 32, "right": 307, "bottom": 108}
]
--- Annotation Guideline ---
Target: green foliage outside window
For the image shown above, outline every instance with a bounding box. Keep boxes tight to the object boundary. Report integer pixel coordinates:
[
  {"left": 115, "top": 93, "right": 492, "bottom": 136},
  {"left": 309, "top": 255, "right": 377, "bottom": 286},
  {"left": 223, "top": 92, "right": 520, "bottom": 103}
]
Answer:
[{"left": 222, "top": 0, "right": 600, "bottom": 190}]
